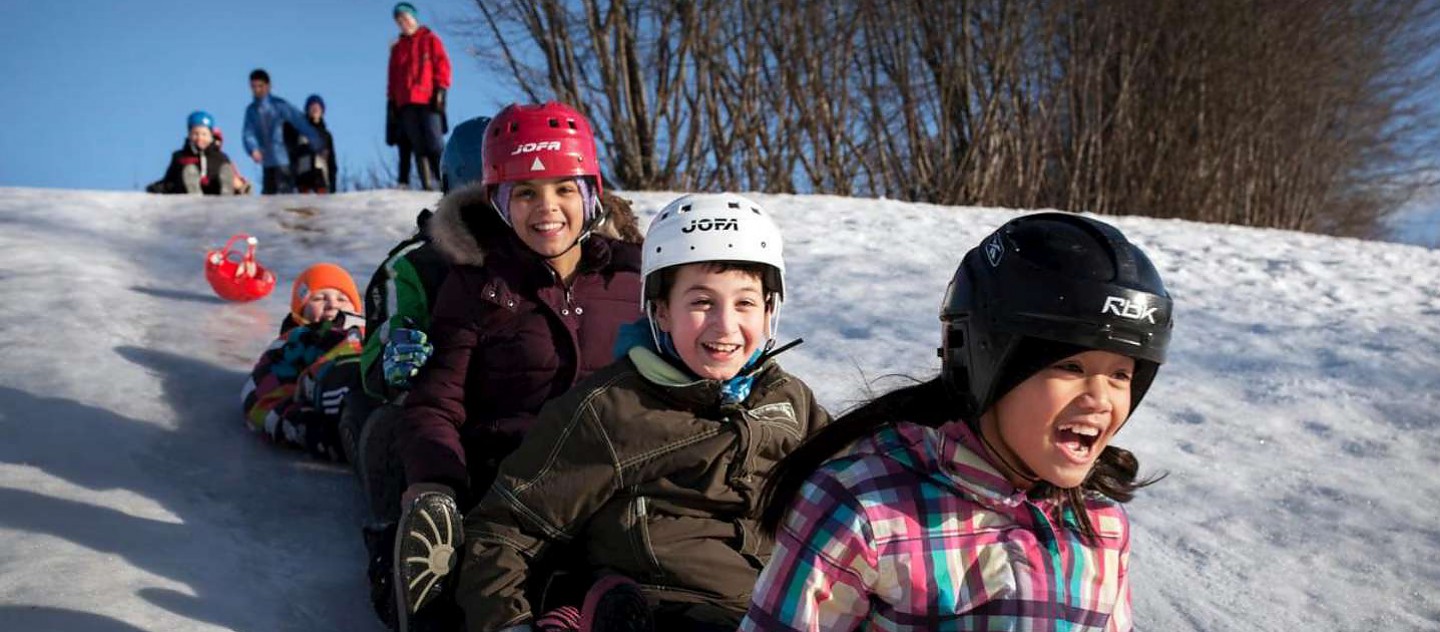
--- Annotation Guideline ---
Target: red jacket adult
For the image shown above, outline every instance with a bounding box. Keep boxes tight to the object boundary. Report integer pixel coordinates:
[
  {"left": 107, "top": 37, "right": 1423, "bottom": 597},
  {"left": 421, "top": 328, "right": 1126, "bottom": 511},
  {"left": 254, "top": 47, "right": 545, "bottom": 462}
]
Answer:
[
  {"left": 388, "top": 26, "right": 452, "bottom": 106},
  {"left": 400, "top": 186, "right": 643, "bottom": 507}
]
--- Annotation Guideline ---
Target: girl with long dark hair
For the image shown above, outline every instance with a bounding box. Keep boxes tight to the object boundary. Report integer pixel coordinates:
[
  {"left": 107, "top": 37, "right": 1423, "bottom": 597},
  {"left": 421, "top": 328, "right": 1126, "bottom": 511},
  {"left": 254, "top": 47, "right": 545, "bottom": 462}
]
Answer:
[{"left": 741, "top": 213, "right": 1175, "bottom": 632}]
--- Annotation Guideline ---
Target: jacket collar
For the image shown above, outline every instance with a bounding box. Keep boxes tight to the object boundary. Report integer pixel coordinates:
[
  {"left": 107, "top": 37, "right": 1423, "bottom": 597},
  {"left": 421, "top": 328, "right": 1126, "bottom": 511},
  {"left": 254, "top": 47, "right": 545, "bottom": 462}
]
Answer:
[
  {"left": 864, "top": 421, "right": 1032, "bottom": 512},
  {"left": 626, "top": 346, "right": 786, "bottom": 409}
]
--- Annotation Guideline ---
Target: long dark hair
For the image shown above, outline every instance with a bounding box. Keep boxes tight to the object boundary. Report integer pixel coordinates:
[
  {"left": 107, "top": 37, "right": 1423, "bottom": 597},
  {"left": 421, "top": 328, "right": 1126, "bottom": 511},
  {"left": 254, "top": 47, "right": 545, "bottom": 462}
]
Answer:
[{"left": 757, "top": 376, "right": 1159, "bottom": 541}]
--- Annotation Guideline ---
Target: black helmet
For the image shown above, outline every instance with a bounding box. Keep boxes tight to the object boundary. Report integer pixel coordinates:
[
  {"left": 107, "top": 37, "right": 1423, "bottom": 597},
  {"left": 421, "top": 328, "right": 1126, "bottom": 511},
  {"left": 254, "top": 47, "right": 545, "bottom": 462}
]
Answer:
[{"left": 940, "top": 212, "right": 1174, "bottom": 420}]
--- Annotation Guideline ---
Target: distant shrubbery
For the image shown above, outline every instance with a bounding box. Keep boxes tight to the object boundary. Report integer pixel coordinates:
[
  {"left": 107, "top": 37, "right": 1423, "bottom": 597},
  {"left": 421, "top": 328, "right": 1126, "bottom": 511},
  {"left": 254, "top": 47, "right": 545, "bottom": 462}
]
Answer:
[{"left": 464, "top": 0, "right": 1440, "bottom": 238}]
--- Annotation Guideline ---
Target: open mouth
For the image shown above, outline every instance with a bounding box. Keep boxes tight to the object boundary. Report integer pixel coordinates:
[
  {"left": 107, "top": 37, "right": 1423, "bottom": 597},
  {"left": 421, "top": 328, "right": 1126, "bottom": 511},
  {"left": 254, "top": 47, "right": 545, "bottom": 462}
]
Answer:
[
  {"left": 701, "top": 341, "right": 742, "bottom": 358},
  {"left": 1055, "top": 423, "right": 1102, "bottom": 460},
  {"left": 530, "top": 221, "right": 565, "bottom": 236}
]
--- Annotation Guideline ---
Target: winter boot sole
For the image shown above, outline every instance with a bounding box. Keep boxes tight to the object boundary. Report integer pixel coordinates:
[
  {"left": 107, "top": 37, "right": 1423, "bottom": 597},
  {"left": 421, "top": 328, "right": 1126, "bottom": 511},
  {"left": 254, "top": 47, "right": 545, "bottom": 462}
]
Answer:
[
  {"left": 580, "top": 575, "right": 653, "bottom": 632},
  {"left": 393, "top": 491, "right": 461, "bottom": 632}
]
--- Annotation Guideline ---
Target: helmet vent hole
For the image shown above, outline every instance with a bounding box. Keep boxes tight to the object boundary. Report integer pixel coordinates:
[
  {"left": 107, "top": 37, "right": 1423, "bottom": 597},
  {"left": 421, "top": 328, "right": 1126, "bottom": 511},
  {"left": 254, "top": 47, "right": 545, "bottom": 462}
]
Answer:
[
  {"left": 568, "top": 119, "right": 577, "bottom": 129},
  {"left": 548, "top": 118, "right": 560, "bottom": 128},
  {"left": 658, "top": 212, "right": 668, "bottom": 221},
  {"left": 751, "top": 207, "right": 761, "bottom": 214},
  {"left": 728, "top": 202, "right": 741, "bottom": 209},
  {"left": 728, "top": 244, "right": 734, "bottom": 248},
  {"left": 760, "top": 241, "right": 767, "bottom": 248},
  {"left": 679, "top": 204, "right": 692, "bottom": 213},
  {"left": 690, "top": 246, "right": 696, "bottom": 250},
  {"left": 654, "top": 246, "right": 662, "bottom": 253}
]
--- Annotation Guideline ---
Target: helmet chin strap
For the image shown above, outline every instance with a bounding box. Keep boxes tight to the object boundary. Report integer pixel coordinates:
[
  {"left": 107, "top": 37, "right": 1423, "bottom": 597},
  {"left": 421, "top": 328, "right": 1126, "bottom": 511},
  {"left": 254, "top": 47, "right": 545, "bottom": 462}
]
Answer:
[
  {"left": 976, "top": 411, "right": 1043, "bottom": 489},
  {"left": 761, "top": 294, "right": 783, "bottom": 353},
  {"left": 538, "top": 205, "right": 606, "bottom": 261}
]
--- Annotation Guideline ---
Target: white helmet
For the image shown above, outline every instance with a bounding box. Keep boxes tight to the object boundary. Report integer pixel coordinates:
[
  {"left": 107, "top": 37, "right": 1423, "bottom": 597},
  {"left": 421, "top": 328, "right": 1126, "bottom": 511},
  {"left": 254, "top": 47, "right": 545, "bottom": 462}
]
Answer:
[{"left": 641, "top": 193, "right": 787, "bottom": 345}]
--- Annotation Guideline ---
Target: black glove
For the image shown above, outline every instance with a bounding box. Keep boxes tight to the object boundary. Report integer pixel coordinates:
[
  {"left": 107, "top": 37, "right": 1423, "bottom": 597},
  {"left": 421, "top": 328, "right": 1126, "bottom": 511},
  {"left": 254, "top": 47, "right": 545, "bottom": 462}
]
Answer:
[
  {"left": 431, "top": 88, "right": 447, "bottom": 115},
  {"left": 292, "top": 407, "right": 345, "bottom": 462},
  {"left": 385, "top": 101, "right": 399, "bottom": 147}
]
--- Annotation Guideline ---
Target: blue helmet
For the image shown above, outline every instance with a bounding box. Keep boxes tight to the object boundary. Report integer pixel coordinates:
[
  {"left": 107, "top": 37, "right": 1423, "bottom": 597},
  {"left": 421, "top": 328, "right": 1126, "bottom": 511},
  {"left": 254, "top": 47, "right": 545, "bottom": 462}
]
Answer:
[
  {"left": 440, "top": 115, "right": 492, "bottom": 194},
  {"left": 304, "top": 94, "right": 325, "bottom": 113},
  {"left": 187, "top": 110, "right": 214, "bottom": 131}
]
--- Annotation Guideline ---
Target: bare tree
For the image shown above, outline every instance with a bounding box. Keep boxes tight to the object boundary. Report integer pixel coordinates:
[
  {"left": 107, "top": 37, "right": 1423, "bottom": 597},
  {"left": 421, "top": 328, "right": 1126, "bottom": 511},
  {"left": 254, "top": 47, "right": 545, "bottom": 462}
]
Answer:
[{"left": 461, "top": 0, "right": 1440, "bottom": 238}]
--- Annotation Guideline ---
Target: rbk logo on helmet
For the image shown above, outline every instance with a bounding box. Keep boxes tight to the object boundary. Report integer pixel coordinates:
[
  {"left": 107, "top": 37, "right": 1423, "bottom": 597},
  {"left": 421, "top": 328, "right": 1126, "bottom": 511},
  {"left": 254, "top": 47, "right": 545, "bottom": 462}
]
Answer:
[
  {"left": 985, "top": 236, "right": 1005, "bottom": 267},
  {"left": 510, "top": 141, "right": 562, "bottom": 155},
  {"left": 1101, "top": 296, "right": 1158, "bottom": 324},
  {"left": 681, "top": 218, "right": 740, "bottom": 233}
]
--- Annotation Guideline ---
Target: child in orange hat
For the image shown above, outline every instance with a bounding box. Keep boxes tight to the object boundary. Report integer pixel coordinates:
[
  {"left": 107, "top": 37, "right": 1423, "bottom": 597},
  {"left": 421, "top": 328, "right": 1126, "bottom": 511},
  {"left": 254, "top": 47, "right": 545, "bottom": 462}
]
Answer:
[{"left": 242, "top": 262, "right": 366, "bottom": 460}]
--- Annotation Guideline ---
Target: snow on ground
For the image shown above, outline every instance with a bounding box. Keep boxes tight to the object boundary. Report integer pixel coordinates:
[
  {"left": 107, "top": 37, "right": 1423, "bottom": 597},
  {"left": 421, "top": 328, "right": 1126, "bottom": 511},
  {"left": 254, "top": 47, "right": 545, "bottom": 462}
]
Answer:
[{"left": 0, "top": 187, "right": 1437, "bottom": 631}]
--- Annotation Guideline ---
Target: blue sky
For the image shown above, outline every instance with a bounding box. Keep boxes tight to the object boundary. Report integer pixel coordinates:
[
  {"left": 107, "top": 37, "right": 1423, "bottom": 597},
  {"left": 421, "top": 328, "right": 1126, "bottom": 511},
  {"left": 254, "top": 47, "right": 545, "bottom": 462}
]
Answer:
[{"left": 0, "top": 0, "right": 509, "bottom": 191}]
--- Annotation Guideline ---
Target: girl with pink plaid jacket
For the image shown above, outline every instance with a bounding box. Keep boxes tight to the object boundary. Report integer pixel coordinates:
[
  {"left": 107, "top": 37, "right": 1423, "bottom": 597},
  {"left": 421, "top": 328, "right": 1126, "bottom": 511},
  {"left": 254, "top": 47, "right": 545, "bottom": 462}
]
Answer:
[{"left": 742, "top": 213, "right": 1175, "bottom": 631}]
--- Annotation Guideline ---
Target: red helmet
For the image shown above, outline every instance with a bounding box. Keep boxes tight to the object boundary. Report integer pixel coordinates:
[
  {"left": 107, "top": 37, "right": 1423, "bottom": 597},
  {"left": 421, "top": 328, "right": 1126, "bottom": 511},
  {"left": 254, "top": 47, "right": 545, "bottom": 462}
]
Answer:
[{"left": 482, "top": 102, "right": 603, "bottom": 197}]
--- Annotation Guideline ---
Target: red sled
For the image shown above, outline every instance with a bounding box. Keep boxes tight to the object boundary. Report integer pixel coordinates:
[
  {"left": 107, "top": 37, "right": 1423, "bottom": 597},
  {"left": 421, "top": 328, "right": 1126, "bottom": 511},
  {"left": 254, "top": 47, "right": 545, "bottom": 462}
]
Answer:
[{"left": 205, "top": 233, "right": 276, "bottom": 302}]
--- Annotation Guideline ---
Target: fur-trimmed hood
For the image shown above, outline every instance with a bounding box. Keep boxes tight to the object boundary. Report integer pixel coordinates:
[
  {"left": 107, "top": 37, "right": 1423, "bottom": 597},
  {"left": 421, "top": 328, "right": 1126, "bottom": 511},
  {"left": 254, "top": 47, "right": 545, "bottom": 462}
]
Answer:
[
  {"left": 428, "top": 182, "right": 503, "bottom": 266},
  {"left": 428, "top": 182, "right": 644, "bottom": 267}
]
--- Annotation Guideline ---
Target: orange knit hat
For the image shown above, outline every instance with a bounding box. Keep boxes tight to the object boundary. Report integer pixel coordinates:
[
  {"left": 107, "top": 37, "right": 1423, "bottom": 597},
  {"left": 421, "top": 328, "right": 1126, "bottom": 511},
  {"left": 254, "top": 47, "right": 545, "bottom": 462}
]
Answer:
[{"left": 290, "top": 262, "right": 362, "bottom": 322}]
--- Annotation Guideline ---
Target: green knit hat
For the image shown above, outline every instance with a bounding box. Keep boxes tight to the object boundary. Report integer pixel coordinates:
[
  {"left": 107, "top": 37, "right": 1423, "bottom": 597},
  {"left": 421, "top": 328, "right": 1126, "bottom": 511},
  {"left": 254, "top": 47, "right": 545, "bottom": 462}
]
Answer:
[{"left": 393, "top": 2, "right": 418, "bottom": 18}]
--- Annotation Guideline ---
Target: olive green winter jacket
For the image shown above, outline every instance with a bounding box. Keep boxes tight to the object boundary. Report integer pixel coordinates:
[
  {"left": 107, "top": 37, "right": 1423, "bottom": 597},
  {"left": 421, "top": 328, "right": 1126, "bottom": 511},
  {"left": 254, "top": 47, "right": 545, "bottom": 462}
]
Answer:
[{"left": 455, "top": 346, "right": 830, "bottom": 631}]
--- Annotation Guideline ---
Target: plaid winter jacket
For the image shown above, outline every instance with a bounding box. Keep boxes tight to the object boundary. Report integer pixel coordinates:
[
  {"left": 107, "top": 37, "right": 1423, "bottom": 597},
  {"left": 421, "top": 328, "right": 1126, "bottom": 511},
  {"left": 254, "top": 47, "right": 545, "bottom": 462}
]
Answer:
[{"left": 741, "top": 421, "right": 1132, "bottom": 632}]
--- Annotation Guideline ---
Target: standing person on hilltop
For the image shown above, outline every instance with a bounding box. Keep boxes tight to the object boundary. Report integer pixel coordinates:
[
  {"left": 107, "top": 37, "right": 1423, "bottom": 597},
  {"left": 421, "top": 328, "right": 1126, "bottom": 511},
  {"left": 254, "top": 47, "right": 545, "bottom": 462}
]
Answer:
[
  {"left": 243, "top": 68, "right": 327, "bottom": 195},
  {"left": 387, "top": 2, "right": 451, "bottom": 191},
  {"left": 286, "top": 94, "right": 339, "bottom": 194}
]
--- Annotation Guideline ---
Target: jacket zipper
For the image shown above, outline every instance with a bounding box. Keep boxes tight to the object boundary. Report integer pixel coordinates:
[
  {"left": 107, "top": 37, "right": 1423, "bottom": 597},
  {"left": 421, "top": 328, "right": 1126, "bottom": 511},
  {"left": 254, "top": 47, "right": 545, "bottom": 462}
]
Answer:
[{"left": 634, "top": 495, "right": 665, "bottom": 576}]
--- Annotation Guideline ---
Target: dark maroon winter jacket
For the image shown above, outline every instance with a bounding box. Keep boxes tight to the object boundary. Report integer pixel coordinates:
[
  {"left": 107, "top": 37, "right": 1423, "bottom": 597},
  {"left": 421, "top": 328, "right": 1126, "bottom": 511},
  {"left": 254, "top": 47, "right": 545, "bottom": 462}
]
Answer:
[{"left": 399, "top": 184, "right": 643, "bottom": 506}]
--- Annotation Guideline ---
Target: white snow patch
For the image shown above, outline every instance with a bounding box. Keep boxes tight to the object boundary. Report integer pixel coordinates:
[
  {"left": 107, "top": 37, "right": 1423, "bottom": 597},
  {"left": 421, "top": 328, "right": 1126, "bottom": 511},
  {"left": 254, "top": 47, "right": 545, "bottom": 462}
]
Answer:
[{"left": 0, "top": 187, "right": 1437, "bottom": 630}]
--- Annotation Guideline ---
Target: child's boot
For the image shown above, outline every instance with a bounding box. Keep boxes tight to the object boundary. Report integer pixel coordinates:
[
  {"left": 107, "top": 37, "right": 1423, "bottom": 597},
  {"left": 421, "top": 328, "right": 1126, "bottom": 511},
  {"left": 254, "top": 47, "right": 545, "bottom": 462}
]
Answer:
[
  {"left": 181, "top": 164, "right": 203, "bottom": 195},
  {"left": 579, "top": 574, "right": 653, "bottom": 632},
  {"left": 393, "top": 484, "right": 462, "bottom": 632}
]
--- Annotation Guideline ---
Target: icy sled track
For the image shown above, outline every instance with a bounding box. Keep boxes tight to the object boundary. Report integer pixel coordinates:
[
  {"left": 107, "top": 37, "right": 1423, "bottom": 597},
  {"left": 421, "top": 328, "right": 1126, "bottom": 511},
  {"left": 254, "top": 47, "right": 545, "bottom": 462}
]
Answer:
[{"left": 0, "top": 187, "right": 1437, "bottom": 630}]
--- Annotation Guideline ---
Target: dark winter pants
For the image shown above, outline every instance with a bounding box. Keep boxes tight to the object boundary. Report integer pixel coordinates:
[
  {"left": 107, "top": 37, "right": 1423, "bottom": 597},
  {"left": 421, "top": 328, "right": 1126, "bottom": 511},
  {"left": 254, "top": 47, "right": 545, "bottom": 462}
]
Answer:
[
  {"left": 396, "top": 139, "right": 412, "bottom": 186},
  {"left": 399, "top": 105, "right": 443, "bottom": 190},
  {"left": 356, "top": 402, "right": 407, "bottom": 522},
  {"left": 262, "top": 166, "right": 295, "bottom": 195}
]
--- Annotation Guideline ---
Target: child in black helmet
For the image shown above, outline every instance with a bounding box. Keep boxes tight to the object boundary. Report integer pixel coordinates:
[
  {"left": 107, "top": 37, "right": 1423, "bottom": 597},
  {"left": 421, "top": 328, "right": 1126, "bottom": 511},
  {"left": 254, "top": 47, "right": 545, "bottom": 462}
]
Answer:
[{"left": 743, "top": 213, "right": 1175, "bottom": 632}]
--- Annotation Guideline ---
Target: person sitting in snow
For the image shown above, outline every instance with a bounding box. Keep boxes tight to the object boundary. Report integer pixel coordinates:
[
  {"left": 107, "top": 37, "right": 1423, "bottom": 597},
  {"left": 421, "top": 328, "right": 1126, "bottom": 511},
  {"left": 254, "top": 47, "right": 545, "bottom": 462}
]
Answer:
[
  {"left": 740, "top": 212, "right": 1175, "bottom": 632},
  {"left": 343, "top": 115, "right": 493, "bottom": 524},
  {"left": 241, "top": 262, "right": 365, "bottom": 461},
  {"left": 344, "top": 113, "right": 645, "bottom": 520},
  {"left": 347, "top": 109, "right": 648, "bottom": 629},
  {"left": 453, "top": 193, "right": 830, "bottom": 632},
  {"left": 285, "top": 94, "right": 338, "bottom": 194},
  {"left": 146, "top": 111, "right": 239, "bottom": 195}
]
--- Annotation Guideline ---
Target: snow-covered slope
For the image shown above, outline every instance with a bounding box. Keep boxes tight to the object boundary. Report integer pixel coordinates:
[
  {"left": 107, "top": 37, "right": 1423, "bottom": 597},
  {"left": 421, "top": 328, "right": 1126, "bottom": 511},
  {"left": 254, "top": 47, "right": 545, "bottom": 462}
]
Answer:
[{"left": 0, "top": 187, "right": 1437, "bottom": 631}]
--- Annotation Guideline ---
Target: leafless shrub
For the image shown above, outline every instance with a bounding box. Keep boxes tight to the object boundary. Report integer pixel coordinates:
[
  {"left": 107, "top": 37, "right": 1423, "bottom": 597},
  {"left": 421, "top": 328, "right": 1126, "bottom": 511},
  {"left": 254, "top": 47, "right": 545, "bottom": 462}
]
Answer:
[{"left": 461, "top": 0, "right": 1440, "bottom": 237}]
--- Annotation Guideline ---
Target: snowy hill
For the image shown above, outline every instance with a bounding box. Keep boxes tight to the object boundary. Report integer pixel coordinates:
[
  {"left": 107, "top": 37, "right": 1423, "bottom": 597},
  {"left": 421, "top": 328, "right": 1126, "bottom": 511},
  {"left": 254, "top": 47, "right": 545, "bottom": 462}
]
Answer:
[{"left": 1, "top": 187, "right": 1437, "bottom": 631}]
